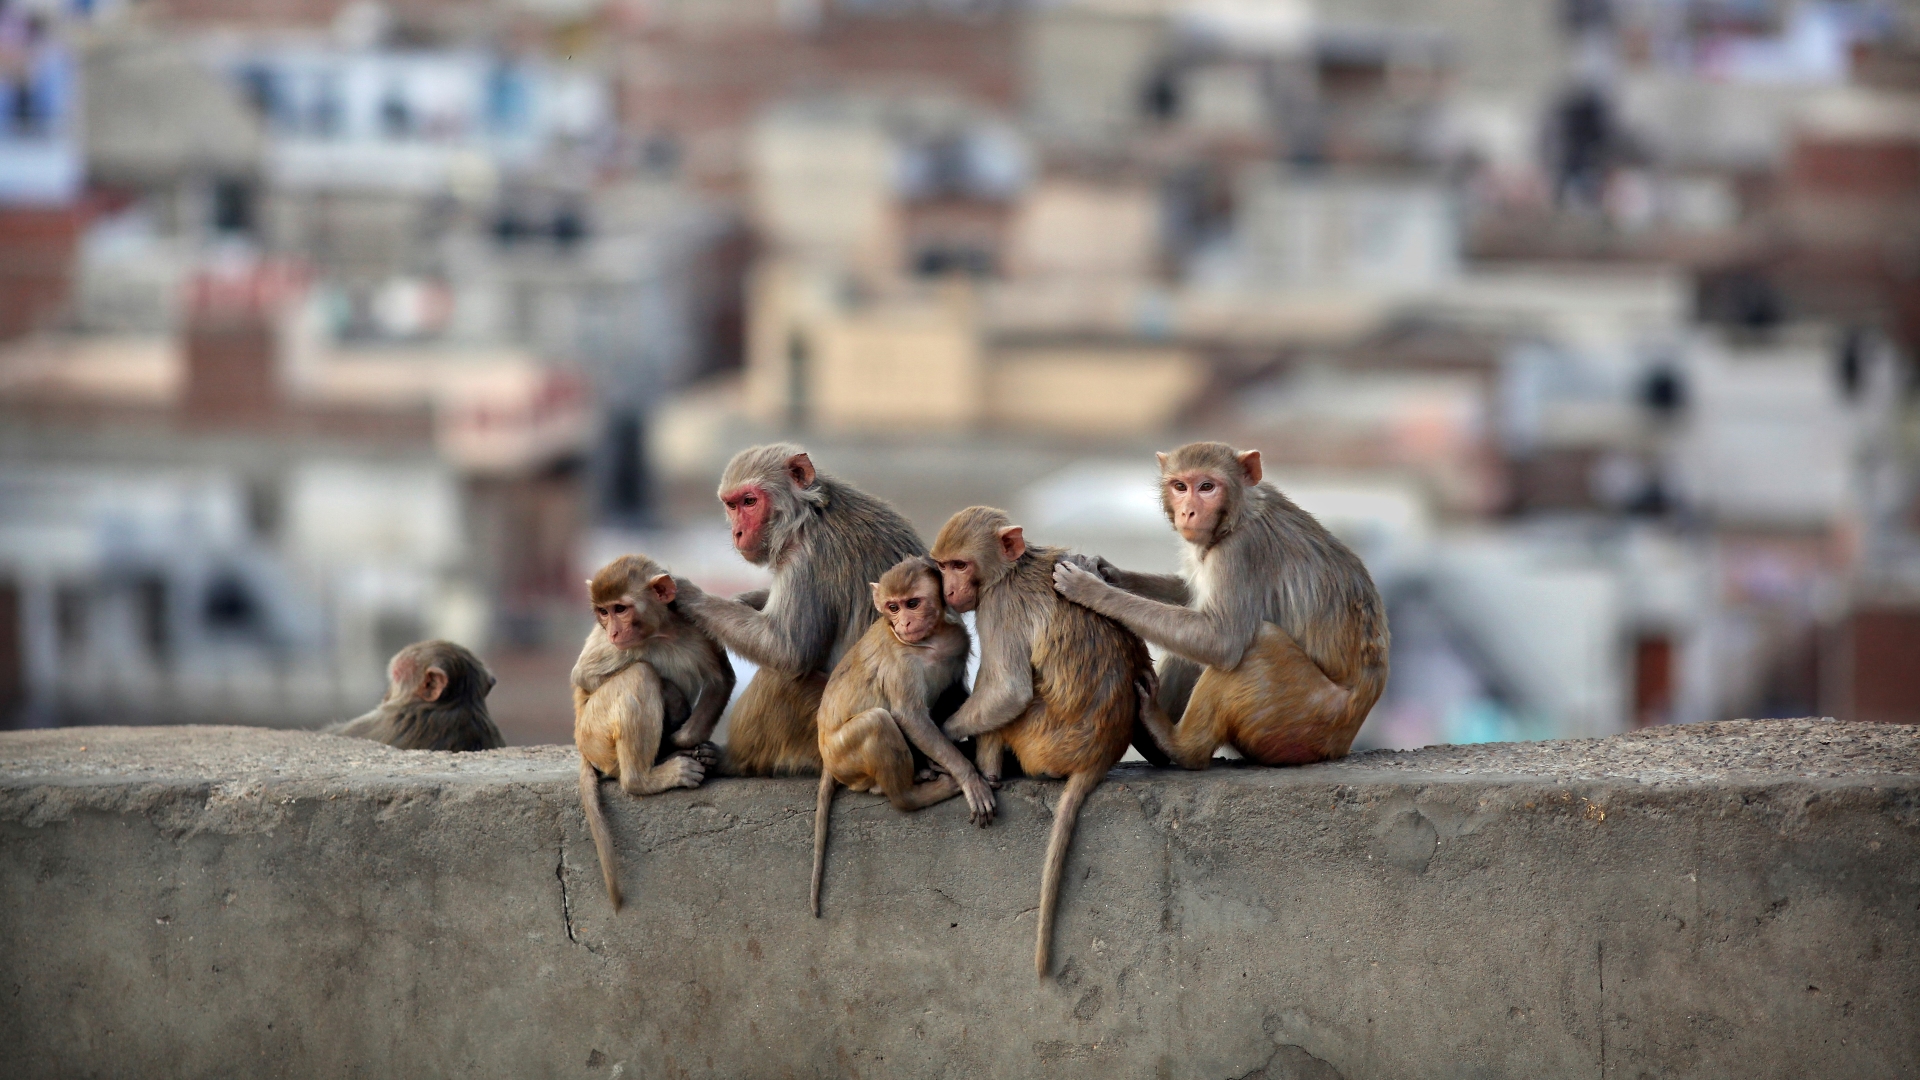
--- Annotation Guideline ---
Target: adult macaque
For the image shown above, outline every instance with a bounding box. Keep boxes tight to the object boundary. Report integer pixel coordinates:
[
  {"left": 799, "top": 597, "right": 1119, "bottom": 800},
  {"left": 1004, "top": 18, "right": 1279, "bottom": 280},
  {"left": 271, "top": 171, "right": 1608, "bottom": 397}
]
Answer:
[
  {"left": 811, "top": 557, "right": 993, "bottom": 916},
  {"left": 1052, "top": 442, "right": 1389, "bottom": 768},
  {"left": 329, "top": 640, "right": 502, "bottom": 752},
  {"left": 930, "top": 506, "right": 1145, "bottom": 978},
  {"left": 573, "top": 555, "right": 733, "bottom": 910},
  {"left": 672, "top": 444, "right": 924, "bottom": 776}
]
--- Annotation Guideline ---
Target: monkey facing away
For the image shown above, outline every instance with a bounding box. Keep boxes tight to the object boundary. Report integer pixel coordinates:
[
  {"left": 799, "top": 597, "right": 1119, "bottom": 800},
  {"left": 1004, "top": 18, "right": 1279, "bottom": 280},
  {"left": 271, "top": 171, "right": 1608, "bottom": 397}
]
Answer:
[
  {"left": 329, "top": 640, "right": 502, "bottom": 752},
  {"left": 1051, "top": 442, "right": 1389, "bottom": 768},
  {"left": 930, "top": 506, "right": 1148, "bottom": 978},
  {"left": 811, "top": 556, "right": 995, "bottom": 916},
  {"left": 671, "top": 444, "right": 926, "bottom": 776},
  {"left": 573, "top": 555, "right": 734, "bottom": 910}
]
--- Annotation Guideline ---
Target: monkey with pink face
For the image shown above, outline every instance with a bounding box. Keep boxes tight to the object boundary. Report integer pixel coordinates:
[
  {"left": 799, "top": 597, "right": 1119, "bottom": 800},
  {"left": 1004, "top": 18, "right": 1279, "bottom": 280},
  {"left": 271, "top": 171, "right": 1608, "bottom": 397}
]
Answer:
[{"left": 670, "top": 444, "right": 927, "bottom": 777}]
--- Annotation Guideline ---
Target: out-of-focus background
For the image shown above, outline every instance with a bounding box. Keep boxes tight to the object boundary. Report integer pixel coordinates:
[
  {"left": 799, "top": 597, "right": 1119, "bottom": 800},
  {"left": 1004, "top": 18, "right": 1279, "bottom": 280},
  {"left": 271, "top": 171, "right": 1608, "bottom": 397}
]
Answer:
[{"left": 1, "top": 0, "right": 1916, "bottom": 749}]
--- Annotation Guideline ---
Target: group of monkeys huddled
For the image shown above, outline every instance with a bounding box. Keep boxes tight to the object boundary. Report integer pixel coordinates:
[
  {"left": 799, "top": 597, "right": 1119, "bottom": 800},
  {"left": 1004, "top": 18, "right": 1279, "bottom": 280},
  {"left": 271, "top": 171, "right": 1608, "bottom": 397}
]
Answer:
[{"left": 329, "top": 440, "right": 1389, "bottom": 978}]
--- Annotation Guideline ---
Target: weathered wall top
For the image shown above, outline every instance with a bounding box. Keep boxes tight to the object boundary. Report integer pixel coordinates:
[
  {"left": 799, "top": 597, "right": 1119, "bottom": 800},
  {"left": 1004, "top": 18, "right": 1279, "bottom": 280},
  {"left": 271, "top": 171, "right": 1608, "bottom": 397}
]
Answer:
[{"left": 3, "top": 720, "right": 1916, "bottom": 1079}]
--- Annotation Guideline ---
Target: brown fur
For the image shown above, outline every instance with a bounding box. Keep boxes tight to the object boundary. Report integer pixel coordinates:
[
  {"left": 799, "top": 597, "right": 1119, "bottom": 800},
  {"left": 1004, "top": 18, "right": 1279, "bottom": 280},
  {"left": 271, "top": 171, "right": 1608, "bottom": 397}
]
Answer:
[
  {"left": 932, "top": 507, "right": 1142, "bottom": 978},
  {"left": 573, "top": 555, "right": 734, "bottom": 910},
  {"left": 810, "top": 557, "right": 989, "bottom": 915},
  {"left": 329, "top": 640, "right": 502, "bottom": 752},
  {"left": 673, "top": 444, "right": 926, "bottom": 776},
  {"left": 1054, "top": 442, "right": 1389, "bottom": 769}
]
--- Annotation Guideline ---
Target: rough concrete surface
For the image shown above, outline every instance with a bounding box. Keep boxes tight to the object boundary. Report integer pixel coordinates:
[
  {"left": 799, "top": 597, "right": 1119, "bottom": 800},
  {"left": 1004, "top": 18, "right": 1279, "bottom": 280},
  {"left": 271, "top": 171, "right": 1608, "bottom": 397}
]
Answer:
[{"left": 1, "top": 719, "right": 1916, "bottom": 1079}]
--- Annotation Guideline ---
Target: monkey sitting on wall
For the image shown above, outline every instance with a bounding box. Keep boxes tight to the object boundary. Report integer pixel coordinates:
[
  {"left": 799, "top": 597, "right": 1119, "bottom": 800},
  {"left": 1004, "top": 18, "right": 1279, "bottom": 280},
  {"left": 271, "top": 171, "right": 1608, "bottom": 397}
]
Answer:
[
  {"left": 573, "top": 555, "right": 735, "bottom": 910},
  {"left": 1052, "top": 442, "right": 1389, "bottom": 768},
  {"left": 328, "top": 640, "right": 503, "bottom": 752},
  {"left": 930, "top": 507, "right": 1149, "bottom": 978},
  {"left": 811, "top": 556, "right": 995, "bottom": 916}
]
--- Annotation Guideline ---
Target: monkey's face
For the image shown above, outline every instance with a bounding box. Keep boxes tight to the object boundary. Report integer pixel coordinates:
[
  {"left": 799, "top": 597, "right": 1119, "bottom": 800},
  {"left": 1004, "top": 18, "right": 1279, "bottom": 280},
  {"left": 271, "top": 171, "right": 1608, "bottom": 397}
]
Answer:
[
  {"left": 595, "top": 593, "right": 656, "bottom": 650},
  {"left": 876, "top": 576, "right": 943, "bottom": 644},
  {"left": 1163, "top": 469, "right": 1230, "bottom": 545},
  {"left": 936, "top": 558, "right": 980, "bottom": 614},
  {"left": 720, "top": 483, "right": 772, "bottom": 564}
]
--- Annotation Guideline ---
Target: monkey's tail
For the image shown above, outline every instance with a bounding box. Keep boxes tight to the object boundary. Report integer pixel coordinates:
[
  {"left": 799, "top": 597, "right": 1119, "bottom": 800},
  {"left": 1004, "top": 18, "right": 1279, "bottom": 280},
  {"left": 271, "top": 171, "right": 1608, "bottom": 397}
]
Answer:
[
  {"left": 579, "top": 756, "right": 622, "bottom": 911},
  {"left": 1036, "top": 769, "right": 1102, "bottom": 979},
  {"left": 811, "top": 771, "right": 836, "bottom": 917}
]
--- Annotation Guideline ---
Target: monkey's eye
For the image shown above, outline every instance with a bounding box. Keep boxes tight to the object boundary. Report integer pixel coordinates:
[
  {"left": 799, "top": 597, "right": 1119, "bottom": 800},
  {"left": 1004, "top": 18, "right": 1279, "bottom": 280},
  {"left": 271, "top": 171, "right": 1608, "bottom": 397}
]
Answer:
[
  {"left": 1171, "top": 481, "right": 1187, "bottom": 492},
  {"left": 905, "top": 598, "right": 921, "bottom": 609},
  {"left": 611, "top": 604, "right": 628, "bottom": 615},
  {"left": 887, "top": 602, "right": 899, "bottom": 612},
  {"left": 1199, "top": 481, "right": 1215, "bottom": 492},
  {"left": 742, "top": 495, "right": 757, "bottom": 507}
]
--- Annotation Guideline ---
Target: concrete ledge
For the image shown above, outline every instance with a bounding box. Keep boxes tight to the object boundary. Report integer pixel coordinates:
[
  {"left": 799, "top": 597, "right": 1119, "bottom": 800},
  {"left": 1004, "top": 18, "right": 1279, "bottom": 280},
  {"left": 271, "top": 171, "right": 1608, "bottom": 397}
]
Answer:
[{"left": 2, "top": 720, "right": 1917, "bottom": 1079}]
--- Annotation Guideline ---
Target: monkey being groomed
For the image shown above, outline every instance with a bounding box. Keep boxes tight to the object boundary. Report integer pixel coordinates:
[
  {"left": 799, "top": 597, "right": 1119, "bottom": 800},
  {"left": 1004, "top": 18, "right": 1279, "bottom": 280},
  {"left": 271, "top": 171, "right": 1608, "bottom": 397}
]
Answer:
[
  {"left": 811, "top": 556, "right": 995, "bottom": 916},
  {"left": 328, "top": 640, "right": 503, "bottom": 752},
  {"left": 1051, "top": 441, "right": 1390, "bottom": 768},
  {"left": 931, "top": 506, "right": 1150, "bottom": 978},
  {"left": 573, "top": 554, "right": 735, "bottom": 910}
]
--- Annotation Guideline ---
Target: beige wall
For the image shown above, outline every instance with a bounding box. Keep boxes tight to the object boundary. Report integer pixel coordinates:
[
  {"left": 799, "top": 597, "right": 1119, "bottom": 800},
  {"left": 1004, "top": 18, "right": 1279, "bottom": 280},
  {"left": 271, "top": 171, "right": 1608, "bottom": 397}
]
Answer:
[{"left": 988, "top": 345, "right": 1204, "bottom": 434}]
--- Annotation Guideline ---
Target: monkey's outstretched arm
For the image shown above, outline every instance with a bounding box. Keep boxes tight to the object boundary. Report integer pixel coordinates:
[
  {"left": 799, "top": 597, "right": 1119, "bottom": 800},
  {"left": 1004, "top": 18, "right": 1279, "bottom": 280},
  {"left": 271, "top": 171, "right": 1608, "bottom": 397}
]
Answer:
[
  {"left": 1053, "top": 561, "right": 1255, "bottom": 670},
  {"left": 941, "top": 619, "right": 1034, "bottom": 740},
  {"left": 733, "top": 588, "right": 771, "bottom": 611},
  {"left": 893, "top": 702, "right": 995, "bottom": 825},
  {"left": 674, "top": 646, "right": 735, "bottom": 749},
  {"left": 672, "top": 578, "right": 827, "bottom": 674},
  {"left": 1064, "top": 554, "right": 1191, "bottom": 605}
]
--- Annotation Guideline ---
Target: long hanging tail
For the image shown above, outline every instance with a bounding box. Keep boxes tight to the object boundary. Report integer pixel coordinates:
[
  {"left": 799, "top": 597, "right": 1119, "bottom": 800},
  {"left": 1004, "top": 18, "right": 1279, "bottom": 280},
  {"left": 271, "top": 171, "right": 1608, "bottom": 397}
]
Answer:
[
  {"left": 811, "top": 771, "right": 836, "bottom": 916},
  {"left": 1036, "top": 769, "right": 1102, "bottom": 979},
  {"left": 579, "top": 757, "right": 622, "bottom": 911}
]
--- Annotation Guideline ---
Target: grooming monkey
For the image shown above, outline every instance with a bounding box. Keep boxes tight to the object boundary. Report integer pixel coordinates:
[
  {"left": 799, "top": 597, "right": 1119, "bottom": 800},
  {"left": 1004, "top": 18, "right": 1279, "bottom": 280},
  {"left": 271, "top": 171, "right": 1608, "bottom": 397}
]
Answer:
[
  {"left": 671, "top": 444, "right": 925, "bottom": 776},
  {"left": 329, "top": 640, "right": 502, "bottom": 752},
  {"left": 1052, "top": 442, "right": 1389, "bottom": 768},
  {"left": 811, "top": 557, "right": 994, "bottom": 916},
  {"left": 930, "top": 507, "right": 1147, "bottom": 978},
  {"left": 573, "top": 555, "right": 734, "bottom": 909}
]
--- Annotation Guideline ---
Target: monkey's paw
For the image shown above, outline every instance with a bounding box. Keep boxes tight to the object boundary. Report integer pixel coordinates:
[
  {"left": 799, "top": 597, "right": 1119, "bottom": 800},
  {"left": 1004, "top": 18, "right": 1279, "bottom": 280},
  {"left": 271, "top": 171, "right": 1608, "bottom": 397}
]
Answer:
[
  {"left": 665, "top": 756, "right": 706, "bottom": 789},
  {"left": 959, "top": 772, "right": 997, "bottom": 826},
  {"left": 678, "top": 740, "right": 720, "bottom": 767},
  {"left": 1052, "top": 560, "right": 1107, "bottom": 605}
]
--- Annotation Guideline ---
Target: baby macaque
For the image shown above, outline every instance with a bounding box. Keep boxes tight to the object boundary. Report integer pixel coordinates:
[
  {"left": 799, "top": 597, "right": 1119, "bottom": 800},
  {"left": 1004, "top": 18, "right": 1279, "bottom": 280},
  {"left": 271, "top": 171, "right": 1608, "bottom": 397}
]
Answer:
[
  {"left": 329, "top": 640, "right": 502, "bottom": 752},
  {"left": 573, "top": 555, "right": 734, "bottom": 910},
  {"left": 811, "top": 557, "right": 994, "bottom": 916}
]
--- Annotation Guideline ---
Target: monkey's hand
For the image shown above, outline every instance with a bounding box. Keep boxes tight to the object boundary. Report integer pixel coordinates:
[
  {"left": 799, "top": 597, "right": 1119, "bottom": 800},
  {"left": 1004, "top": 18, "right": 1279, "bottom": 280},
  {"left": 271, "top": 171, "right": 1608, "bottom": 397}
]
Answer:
[
  {"left": 958, "top": 769, "right": 996, "bottom": 827},
  {"left": 1052, "top": 559, "right": 1111, "bottom": 607},
  {"left": 670, "top": 576, "right": 708, "bottom": 606},
  {"left": 1061, "top": 552, "right": 1118, "bottom": 583},
  {"left": 1135, "top": 666, "right": 1160, "bottom": 706},
  {"left": 662, "top": 755, "right": 706, "bottom": 789},
  {"left": 676, "top": 739, "right": 720, "bottom": 767}
]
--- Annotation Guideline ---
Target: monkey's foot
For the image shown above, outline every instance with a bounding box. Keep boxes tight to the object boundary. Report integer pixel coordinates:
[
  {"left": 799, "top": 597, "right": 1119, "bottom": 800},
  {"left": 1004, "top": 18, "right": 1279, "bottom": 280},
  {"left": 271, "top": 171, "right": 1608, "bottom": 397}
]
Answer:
[{"left": 680, "top": 741, "right": 721, "bottom": 767}]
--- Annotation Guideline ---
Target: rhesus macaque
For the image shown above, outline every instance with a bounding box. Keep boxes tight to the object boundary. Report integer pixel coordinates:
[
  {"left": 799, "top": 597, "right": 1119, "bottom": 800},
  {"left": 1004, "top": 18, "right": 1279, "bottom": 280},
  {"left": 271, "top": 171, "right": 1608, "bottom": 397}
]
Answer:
[
  {"left": 671, "top": 444, "right": 925, "bottom": 776},
  {"left": 1051, "top": 442, "right": 1389, "bottom": 768},
  {"left": 811, "top": 557, "right": 994, "bottom": 916},
  {"left": 573, "top": 555, "right": 734, "bottom": 910},
  {"left": 930, "top": 506, "right": 1147, "bottom": 978},
  {"left": 329, "top": 640, "right": 502, "bottom": 752}
]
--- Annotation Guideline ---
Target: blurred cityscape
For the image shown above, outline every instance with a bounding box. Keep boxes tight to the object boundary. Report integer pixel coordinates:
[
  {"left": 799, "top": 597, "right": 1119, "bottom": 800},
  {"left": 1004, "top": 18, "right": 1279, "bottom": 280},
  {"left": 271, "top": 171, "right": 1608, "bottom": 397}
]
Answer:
[{"left": 1, "top": 0, "right": 1917, "bottom": 748}]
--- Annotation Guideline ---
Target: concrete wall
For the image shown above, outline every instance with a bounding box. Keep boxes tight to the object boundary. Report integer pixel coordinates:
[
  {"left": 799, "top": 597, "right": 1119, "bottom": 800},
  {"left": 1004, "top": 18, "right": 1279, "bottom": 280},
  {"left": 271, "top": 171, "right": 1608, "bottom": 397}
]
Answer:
[{"left": 2, "top": 719, "right": 1916, "bottom": 1079}]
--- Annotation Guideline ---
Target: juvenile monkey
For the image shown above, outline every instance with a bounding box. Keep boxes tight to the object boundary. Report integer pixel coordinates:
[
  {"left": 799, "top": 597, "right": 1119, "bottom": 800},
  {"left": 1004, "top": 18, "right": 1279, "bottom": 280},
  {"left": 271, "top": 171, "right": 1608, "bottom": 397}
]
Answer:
[
  {"left": 573, "top": 555, "right": 735, "bottom": 910},
  {"left": 811, "top": 557, "right": 994, "bottom": 916},
  {"left": 1052, "top": 442, "right": 1389, "bottom": 768},
  {"left": 329, "top": 640, "right": 502, "bottom": 752},
  {"left": 930, "top": 506, "right": 1146, "bottom": 978},
  {"left": 671, "top": 444, "right": 925, "bottom": 776}
]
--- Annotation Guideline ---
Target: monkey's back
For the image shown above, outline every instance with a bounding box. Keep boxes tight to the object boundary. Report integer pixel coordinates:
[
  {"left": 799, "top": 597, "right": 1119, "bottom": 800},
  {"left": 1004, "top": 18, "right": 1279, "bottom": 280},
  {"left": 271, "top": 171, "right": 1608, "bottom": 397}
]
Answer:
[{"left": 1001, "top": 551, "right": 1141, "bottom": 778}]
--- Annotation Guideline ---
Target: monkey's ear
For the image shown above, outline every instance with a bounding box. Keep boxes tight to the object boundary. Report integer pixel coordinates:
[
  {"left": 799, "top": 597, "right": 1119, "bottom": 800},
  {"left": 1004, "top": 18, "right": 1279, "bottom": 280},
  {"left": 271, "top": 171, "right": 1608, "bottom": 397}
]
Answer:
[
  {"left": 996, "top": 525, "right": 1026, "bottom": 562},
  {"left": 1155, "top": 451, "right": 1169, "bottom": 472},
  {"left": 786, "top": 452, "right": 816, "bottom": 489},
  {"left": 417, "top": 666, "right": 449, "bottom": 703},
  {"left": 869, "top": 582, "right": 883, "bottom": 612},
  {"left": 647, "top": 573, "right": 676, "bottom": 605},
  {"left": 1236, "top": 449, "right": 1263, "bottom": 485}
]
